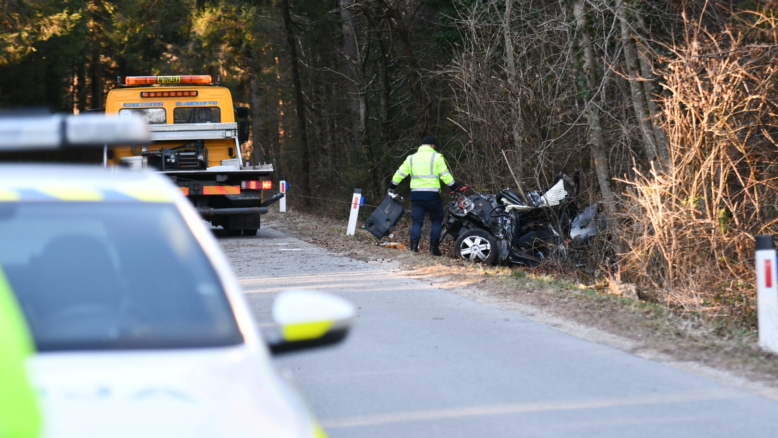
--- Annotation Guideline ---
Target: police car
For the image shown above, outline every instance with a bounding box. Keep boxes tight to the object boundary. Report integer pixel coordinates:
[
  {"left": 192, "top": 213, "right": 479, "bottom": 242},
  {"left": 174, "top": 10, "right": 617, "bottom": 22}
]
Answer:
[{"left": 0, "top": 114, "right": 353, "bottom": 437}]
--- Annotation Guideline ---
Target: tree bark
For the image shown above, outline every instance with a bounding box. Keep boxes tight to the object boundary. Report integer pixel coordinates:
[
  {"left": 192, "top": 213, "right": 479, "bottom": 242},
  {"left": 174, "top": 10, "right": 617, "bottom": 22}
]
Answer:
[
  {"left": 249, "top": 54, "right": 265, "bottom": 164},
  {"left": 503, "top": 0, "right": 516, "bottom": 85},
  {"left": 502, "top": 0, "right": 524, "bottom": 191},
  {"left": 279, "top": 0, "right": 312, "bottom": 197},
  {"left": 340, "top": 0, "right": 364, "bottom": 151},
  {"left": 573, "top": 0, "right": 618, "bottom": 231},
  {"left": 616, "top": 0, "right": 660, "bottom": 165},
  {"left": 88, "top": 0, "right": 103, "bottom": 109},
  {"left": 377, "top": 36, "right": 391, "bottom": 141},
  {"left": 76, "top": 59, "right": 87, "bottom": 113},
  {"left": 631, "top": 2, "right": 670, "bottom": 164},
  {"left": 378, "top": 0, "right": 427, "bottom": 133}
]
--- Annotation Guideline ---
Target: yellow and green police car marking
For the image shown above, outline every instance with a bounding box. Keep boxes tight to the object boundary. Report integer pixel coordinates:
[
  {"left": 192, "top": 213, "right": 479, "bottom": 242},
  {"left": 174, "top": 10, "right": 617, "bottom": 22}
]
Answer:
[
  {"left": 0, "top": 267, "right": 41, "bottom": 437},
  {"left": 0, "top": 187, "right": 174, "bottom": 203},
  {"left": 0, "top": 188, "right": 20, "bottom": 201},
  {"left": 281, "top": 321, "right": 335, "bottom": 343}
]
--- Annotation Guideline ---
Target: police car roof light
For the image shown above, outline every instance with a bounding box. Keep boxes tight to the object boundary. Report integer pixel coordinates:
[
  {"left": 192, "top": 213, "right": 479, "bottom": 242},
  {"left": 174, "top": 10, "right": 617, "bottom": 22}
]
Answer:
[{"left": 0, "top": 114, "right": 150, "bottom": 151}]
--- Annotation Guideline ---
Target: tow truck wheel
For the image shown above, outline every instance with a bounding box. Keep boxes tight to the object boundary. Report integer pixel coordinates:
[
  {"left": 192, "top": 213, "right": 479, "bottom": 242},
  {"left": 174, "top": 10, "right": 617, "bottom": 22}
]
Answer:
[{"left": 243, "top": 229, "right": 258, "bottom": 236}]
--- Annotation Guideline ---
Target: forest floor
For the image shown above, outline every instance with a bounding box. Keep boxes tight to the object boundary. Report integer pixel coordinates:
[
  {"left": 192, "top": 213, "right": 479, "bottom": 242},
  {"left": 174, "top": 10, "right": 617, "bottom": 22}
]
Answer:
[{"left": 262, "top": 208, "right": 778, "bottom": 399}]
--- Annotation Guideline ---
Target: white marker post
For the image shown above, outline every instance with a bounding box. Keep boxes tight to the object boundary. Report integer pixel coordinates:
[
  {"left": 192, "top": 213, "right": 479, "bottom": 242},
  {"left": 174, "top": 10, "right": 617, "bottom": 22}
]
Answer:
[
  {"left": 756, "top": 235, "right": 778, "bottom": 353},
  {"left": 279, "top": 177, "right": 287, "bottom": 213},
  {"left": 346, "top": 189, "right": 362, "bottom": 236}
]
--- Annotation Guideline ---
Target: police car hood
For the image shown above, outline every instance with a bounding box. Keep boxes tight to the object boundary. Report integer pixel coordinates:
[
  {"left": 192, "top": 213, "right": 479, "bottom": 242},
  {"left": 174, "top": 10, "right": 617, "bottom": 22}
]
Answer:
[{"left": 29, "top": 346, "right": 316, "bottom": 438}]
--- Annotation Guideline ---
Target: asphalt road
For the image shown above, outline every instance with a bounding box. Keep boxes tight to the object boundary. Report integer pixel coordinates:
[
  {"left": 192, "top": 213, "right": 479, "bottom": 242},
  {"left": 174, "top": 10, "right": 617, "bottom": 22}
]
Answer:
[{"left": 221, "top": 227, "right": 778, "bottom": 438}]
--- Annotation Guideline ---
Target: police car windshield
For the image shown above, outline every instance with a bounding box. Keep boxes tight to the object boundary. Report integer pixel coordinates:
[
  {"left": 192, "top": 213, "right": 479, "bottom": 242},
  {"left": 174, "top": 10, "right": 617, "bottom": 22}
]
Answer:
[{"left": 0, "top": 202, "right": 243, "bottom": 351}]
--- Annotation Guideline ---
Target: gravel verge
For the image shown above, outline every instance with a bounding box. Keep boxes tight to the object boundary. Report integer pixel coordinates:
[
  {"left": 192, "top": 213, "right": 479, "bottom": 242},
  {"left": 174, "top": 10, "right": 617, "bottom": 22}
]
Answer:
[{"left": 261, "top": 209, "right": 778, "bottom": 398}]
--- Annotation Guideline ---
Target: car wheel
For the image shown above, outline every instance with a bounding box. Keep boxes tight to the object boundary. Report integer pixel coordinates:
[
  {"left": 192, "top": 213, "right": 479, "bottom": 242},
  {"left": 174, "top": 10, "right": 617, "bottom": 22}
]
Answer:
[
  {"left": 227, "top": 229, "right": 242, "bottom": 236},
  {"left": 454, "top": 229, "right": 500, "bottom": 264},
  {"left": 243, "top": 228, "right": 258, "bottom": 236}
]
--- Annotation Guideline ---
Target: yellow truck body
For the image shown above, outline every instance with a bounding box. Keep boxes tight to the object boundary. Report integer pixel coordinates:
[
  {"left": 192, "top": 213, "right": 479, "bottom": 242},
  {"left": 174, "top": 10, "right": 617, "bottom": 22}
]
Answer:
[{"left": 103, "top": 75, "right": 279, "bottom": 236}]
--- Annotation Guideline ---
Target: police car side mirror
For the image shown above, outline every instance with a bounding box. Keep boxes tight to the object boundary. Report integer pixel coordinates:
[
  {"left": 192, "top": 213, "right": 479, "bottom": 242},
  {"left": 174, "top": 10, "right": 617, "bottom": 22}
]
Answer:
[{"left": 267, "top": 290, "right": 355, "bottom": 355}]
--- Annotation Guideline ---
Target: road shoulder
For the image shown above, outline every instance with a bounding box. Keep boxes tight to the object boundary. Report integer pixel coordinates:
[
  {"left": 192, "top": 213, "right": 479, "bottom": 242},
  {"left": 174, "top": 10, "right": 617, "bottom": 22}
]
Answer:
[{"left": 261, "top": 210, "right": 778, "bottom": 399}]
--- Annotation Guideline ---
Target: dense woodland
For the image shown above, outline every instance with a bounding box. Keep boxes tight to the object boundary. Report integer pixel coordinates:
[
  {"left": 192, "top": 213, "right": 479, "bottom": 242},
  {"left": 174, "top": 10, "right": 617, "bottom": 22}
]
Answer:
[{"left": 3, "top": 0, "right": 778, "bottom": 319}]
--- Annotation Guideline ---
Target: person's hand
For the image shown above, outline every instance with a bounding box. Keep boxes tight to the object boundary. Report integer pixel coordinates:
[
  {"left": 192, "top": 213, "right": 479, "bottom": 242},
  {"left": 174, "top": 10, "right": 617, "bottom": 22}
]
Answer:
[{"left": 388, "top": 189, "right": 398, "bottom": 199}]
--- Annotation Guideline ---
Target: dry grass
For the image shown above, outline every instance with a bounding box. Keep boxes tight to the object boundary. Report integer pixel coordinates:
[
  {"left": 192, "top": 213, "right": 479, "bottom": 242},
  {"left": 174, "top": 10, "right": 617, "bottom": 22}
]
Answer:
[{"left": 618, "top": 12, "right": 778, "bottom": 323}]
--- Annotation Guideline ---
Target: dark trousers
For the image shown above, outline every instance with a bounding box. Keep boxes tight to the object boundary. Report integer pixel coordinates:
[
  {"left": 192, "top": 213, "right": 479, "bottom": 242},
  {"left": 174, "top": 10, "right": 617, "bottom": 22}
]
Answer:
[{"left": 410, "top": 198, "right": 444, "bottom": 241}]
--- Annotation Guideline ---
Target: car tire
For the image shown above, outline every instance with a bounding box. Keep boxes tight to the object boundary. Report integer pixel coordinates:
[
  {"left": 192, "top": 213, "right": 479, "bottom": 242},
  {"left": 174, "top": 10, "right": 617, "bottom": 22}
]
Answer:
[
  {"left": 454, "top": 229, "right": 500, "bottom": 264},
  {"left": 243, "top": 228, "right": 258, "bottom": 236}
]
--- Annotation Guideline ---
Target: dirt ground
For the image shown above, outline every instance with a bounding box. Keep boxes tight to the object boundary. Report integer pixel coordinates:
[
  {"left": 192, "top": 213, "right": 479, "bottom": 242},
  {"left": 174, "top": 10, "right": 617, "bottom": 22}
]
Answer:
[{"left": 262, "top": 208, "right": 778, "bottom": 399}]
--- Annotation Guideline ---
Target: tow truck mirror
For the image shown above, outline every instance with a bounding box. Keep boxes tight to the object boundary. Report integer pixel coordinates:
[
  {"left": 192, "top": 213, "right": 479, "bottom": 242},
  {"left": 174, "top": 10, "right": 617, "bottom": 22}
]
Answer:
[
  {"left": 235, "top": 106, "right": 250, "bottom": 144},
  {"left": 267, "top": 290, "right": 355, "bottom": 354}
]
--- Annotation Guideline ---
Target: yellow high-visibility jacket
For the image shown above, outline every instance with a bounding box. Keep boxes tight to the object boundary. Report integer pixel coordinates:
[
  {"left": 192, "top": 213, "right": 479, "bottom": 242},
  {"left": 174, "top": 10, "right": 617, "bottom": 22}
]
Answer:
[{"left": 391, "top": 145, "right": 456, "bottom": 193}]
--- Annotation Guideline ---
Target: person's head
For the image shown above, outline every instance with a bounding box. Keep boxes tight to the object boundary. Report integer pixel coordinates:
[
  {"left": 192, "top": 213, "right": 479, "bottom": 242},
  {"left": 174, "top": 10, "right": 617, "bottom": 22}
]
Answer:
[
  {"left": 422, "top": 135, "right": 438, "bottom": 149},
  {"left": 198, "top": 108, "right": 213, "bottom": 123}
]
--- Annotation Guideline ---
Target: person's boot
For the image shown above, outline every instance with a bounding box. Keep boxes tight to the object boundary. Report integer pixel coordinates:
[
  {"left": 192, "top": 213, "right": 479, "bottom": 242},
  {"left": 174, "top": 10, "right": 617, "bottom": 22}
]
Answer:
[
  {"left": 410, "top": 239, "right": 419, "bottom": 252},
  {"left": 430, "top": 239, "right": 442, "bottom": 256}
]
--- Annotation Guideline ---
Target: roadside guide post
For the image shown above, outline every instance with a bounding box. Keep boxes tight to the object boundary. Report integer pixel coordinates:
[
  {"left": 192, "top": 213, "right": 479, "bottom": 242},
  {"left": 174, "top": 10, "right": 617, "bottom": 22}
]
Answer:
[
  {"left": 755, "top": 235, "right": 778, "bottom": 353},
  {"left": 346, "top": 189, "right": 362, "bottom": 236},
  {"left": 279, "top": 177, "right": 287, "bottom": 213}
]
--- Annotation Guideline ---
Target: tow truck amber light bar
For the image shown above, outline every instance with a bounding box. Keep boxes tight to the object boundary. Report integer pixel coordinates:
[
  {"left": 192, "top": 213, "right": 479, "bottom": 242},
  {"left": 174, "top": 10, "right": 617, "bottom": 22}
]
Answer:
[
  {"left": 241, "top": 180, "right": 273, "bottom": 190},
  {"left": 141, "top": 91, "right": 198, "bottom": 98},
  {"left": 119, "top": 75, "right": 218, "bottom": 86}
]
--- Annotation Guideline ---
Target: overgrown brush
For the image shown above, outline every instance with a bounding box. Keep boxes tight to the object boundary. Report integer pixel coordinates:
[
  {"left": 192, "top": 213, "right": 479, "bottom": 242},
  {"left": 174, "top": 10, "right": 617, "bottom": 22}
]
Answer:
[{"left": 619, "top": 11, "right": 778, "bottom": 319}]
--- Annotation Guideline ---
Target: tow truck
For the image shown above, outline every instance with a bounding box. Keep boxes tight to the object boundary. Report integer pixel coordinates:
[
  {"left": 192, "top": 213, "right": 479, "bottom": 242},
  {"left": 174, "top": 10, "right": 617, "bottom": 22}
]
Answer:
[{"left": 104, "top": 75, "right": 281, "bottom": 236}]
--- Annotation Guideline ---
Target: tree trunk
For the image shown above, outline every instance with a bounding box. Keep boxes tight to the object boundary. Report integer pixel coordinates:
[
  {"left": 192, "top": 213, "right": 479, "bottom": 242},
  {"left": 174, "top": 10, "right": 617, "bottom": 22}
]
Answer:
[
  {"left": 502, "top": 0, "right": 524, "bottom": 191},
  {"left": 76, "top": 59, "right": 87, "bottom": 113},
  {"left": 503, "top": 0, "right": 516, "bottom": 84},
  {"left": 379, "top": 0, "right": 427, "bottom": 133},
  {"left": 88, "top": 1, "right": 103, "bottom": 110},
  {"left": 249, "top": 54, "right": 265, "bottom": 164},
  {"left": 631, "top": 2, "right": 670, "bottom": 163},
  {"left": 616, "top": 0, "right": 660, "bottom": 165},
  {"left": 279, "top": 0, "right": 312, "bottom": 197},
  {"left": 340, "top": 0, "right": 363, "bottom": 151},
  {"left": 573, "top": 0, "right": 618, "bottom": 231},
  {"left": 89, "top": 47, "right": 102, "bottom": 108},
  {"left": 377, "top": 37, "right": 391, "bottom": 142}
]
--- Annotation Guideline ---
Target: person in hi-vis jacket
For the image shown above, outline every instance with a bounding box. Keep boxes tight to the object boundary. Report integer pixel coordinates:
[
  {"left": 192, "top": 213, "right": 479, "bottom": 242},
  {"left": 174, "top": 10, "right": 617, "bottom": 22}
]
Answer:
[{"left": 388, "top": 136, "right": 459, "bottom": 255}]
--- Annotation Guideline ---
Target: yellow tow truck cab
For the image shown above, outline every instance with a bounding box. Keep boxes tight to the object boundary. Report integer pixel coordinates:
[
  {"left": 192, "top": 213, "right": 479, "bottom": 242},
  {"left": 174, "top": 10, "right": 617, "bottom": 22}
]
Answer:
[{"left": 104, "top": 75, "right": 281, "bottom": 236}]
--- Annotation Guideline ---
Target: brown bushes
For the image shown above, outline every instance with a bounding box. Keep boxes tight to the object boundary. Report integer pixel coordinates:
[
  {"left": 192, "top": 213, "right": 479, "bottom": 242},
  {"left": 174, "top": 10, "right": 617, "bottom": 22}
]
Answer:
[{"left": 619, "top": 12, "right": 778, "bottom": 318}]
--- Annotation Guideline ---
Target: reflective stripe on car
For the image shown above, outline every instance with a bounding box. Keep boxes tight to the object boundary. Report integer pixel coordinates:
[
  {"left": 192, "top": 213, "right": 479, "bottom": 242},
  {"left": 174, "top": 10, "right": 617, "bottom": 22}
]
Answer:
[{"left": 0, "top": 187, "right": 174, "bottom": 203}]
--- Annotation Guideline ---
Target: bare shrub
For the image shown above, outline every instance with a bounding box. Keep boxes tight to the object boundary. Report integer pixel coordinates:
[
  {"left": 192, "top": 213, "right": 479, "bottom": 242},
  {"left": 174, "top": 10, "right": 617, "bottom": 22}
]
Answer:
[
  {"left": 619, "top": 11, "right": 778, "bottom": 317},
  {"left": 441, "top": 1, "right": 593, "bottom": 192}
]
